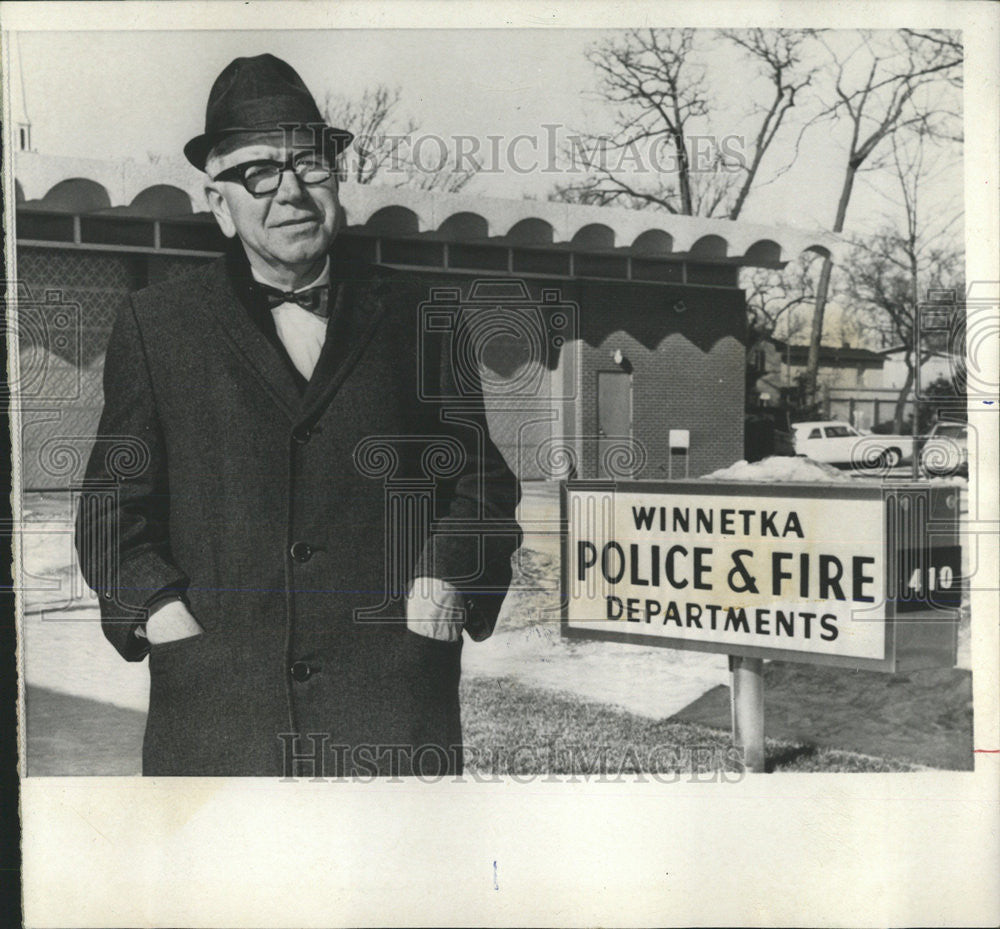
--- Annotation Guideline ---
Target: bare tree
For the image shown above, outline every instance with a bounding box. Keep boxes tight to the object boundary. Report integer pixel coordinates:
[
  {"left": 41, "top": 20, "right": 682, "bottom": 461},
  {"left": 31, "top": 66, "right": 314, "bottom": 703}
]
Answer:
[
  {"left": 550, "top": 28, "right": 817, "bottom": 218},
  {"left": 743, "top": 251, "right": 824, "bottom": 343},
  {"left": 718, "top": 28, "right": 816, "bottom": 219},
  {"left": 391, "top": 151, "right": 480, "bottom": 194},
  {"left": 550, "top": 29, "right": 706, "bottom": 214},
  {"left": 324, "top": 85, "right": 478, "bottom": 192},
  {"left": 900, "top": 29, "right": 964, "bottom": 92},
  {"left": 742, "top": 253, "right": 824, "bottom": 409},
  {"left": 843, "top": 131, "right": 963, "bottom": 432},
  {"left": 802, "top": 29, "right": 962, "bottom": 397},
  {"left": 324, "top": 85, "right": 416, "bottom": 185}
]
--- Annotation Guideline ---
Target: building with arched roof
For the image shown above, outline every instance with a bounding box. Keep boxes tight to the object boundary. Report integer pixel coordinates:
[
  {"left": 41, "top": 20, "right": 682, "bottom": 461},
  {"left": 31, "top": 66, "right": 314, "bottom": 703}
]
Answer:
[{"left": 12, "top": 150, "right": 844, "bottom": 490}]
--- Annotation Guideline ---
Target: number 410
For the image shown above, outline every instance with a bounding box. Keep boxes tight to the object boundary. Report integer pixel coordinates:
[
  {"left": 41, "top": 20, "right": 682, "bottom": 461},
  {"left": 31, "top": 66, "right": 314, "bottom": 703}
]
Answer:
[{"left": 907, "top": 565, "right": 955, "bottom": 595}]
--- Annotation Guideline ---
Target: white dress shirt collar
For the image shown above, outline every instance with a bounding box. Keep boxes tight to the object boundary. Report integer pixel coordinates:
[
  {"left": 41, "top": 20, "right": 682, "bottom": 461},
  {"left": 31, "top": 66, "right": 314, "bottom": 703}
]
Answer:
[
  {"left": 250, "top": 257, "right": 331, "bottom": 292},
  {"left": 250, "top": 258, "right": 332, "bottom": 382}
]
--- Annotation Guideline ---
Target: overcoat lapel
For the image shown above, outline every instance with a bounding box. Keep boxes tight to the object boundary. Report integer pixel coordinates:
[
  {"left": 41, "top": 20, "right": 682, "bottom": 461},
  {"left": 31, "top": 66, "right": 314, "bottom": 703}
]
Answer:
[
  {"left": 199, "top": 258, "right": 303, "bottom": 421},
  {"left": 299, "top": 266, "right": 389, "bottom": 422},
  {"left": 196, "top": 242, "right": 390, "bottom": 424}
]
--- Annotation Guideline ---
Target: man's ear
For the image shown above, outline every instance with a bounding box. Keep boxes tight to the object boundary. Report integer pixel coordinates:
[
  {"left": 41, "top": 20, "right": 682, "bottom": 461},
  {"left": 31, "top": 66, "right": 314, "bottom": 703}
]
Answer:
[{"left": 204, "top": 181, "right": 237, "bottom": 239}]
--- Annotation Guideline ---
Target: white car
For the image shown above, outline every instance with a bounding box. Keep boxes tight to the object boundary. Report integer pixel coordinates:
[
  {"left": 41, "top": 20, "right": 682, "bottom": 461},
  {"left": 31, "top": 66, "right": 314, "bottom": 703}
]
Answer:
[
  {"left": 792, "top": 420, "right": 913, "bottom": 468},
  {"left": 920, "top": 421, "right": 968, "bottom": 477}
]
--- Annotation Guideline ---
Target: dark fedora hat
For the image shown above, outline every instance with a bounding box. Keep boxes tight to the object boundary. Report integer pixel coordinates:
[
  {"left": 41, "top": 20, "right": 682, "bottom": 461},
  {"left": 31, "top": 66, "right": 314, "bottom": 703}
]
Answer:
[{"left": 184, "top": 53, "right": 353, "bottom": 171}]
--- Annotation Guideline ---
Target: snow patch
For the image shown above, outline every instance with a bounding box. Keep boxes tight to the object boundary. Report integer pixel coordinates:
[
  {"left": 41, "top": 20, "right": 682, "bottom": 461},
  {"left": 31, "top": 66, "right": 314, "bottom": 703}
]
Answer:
[{"left": 701, "top": 455, "right": 851, "bottom": 483}]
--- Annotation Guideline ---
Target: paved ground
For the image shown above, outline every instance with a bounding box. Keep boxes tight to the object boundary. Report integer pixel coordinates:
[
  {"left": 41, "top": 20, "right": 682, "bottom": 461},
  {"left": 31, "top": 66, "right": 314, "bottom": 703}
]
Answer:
[
  {"left": 18, "top": 484, "right": 736, "bottom": 721},
  {"left": 465, "top": 482, "right": 734, "bottom": 718}
]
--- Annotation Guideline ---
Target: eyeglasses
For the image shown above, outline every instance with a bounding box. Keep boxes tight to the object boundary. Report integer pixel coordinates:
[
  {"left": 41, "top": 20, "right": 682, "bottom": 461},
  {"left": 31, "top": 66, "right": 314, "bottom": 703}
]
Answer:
[{"left": 211, "top": 152, "right": 336, "bottom": 196}]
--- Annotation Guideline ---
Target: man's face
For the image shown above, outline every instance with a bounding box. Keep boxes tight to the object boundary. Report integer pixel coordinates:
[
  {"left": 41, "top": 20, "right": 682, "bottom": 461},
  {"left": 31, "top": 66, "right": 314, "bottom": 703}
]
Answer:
[{"left": 204, "top": 133, "right": 341, "bottom": 280}]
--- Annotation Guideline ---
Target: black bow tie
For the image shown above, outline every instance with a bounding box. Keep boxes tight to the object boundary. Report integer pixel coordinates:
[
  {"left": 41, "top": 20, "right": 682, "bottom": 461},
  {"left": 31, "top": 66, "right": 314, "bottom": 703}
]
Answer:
[{"left": 258, "top": 283, "right": 331, "bottom": 318}]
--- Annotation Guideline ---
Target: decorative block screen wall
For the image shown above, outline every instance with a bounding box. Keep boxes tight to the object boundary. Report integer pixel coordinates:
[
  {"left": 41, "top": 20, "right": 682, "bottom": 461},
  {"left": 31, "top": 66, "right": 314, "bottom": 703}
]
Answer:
[{"left": 15, "top": 247, "right": 208, "bottom": 490}]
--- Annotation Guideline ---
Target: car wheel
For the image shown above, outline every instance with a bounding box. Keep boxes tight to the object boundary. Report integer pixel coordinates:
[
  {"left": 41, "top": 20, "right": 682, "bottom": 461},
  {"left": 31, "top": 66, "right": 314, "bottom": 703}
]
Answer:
[{"left": 880, "top": 448, "right": 902, "bottom": 468}]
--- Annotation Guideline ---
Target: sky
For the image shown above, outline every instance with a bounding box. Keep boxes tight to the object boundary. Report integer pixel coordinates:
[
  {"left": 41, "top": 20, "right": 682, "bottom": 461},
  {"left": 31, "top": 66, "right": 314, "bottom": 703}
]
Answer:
[{"left": 9, "top": 27, "right": 964, "bottom": 238}]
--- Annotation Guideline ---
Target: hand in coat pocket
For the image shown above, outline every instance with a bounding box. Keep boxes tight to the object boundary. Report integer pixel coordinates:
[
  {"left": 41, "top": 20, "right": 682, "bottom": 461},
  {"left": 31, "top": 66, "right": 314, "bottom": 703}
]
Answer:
[
  {"left": 142, "top": 598, "right": 205, "bottom": 646},
  {"left": 406, "top": 576, "right": 464, "bottom": 643}
]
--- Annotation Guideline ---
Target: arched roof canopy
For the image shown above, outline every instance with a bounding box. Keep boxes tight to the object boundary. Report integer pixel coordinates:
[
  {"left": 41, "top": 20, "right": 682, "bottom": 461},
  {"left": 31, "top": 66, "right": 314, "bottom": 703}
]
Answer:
[
  {"left": 571, "top": 223, "right": 615, "bottom": 250},
  {"left": 38, "top": 178, "right": 111, "bottom": 213},
  {"left": 742, "top": 239, "right": 783, "bottom": 266},
  {"left": 363, "top": 206, "right": 420, "bottom": 236},
  {"left": 435, "top": 211, "right": 489, "bottom": 240},
  {"left": 503, "top": 218, "right": 554, "bottom": 245},
  {"left": 11, "top": 162, "right": 845, "bottom": 269},
  {"left": 129, "top": 185, "right": 193, "bottom": 218},
  {"left": 803, "top": 244, "right": 832, "bottom": 260},
  {"left": 688, "top": 234, "right": 728, "bottom": 259},
  {"left": 631, "top": 229, "right": 674, "bottom": 256}
]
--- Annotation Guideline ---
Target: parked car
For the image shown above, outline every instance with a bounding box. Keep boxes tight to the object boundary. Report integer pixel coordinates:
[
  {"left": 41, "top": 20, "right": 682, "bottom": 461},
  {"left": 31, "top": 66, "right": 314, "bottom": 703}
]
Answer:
[
  {"left": 920, "top": 421, "right": 968, "bottom": 477},
  {"left": 791, "top": 420, "right": 914, "bottom": 468}
]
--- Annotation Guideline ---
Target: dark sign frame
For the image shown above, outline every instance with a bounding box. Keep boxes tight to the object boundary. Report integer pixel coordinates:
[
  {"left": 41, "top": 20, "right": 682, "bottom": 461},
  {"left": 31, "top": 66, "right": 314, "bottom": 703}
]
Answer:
[{"left": 560, "top": 479, "right": 960, "bottom": 673}]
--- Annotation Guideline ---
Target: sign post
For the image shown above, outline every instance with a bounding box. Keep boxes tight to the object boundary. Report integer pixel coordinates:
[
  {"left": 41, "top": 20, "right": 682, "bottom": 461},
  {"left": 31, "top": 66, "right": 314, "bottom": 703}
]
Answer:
[
  {"left": 729, "top": 656, "right": 765, "bottom": 772},
  {"left": 562, "top": 480, "right": 961, "bottom": 771}
]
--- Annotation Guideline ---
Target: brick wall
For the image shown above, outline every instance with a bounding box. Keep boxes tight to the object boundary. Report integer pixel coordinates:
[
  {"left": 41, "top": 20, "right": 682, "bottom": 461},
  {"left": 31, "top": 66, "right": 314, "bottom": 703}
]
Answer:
[
  {"left": 575, "top": 279, "right": 746, "bottom": 479},
  {"left": 400, "top": 273, "right": 747, "bottom": 481}
]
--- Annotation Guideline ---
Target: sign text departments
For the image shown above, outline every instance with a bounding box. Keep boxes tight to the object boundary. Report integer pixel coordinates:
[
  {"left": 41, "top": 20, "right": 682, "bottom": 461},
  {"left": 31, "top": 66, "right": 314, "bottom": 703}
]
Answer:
[{"left": 565, "top": 489, "right": 887, "bottom": 660}]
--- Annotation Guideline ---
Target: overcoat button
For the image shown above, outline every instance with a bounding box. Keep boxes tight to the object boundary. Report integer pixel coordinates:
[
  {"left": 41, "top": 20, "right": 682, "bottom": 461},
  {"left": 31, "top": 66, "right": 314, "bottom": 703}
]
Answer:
[
  {"left": 292, "top": 424, "right": 313, "bottom": 444},
  {"left": 290, "top": 541, "right": 313, "bottom": 562},
  {"left": 290, "top": 661, "right": 312, "bottom": 682}
]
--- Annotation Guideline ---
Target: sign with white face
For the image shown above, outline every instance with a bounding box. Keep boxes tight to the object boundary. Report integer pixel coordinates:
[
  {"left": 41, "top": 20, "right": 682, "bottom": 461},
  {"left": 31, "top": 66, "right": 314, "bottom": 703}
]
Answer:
[{"left": 565, "top": 484, "right": 888, "bottom": 663}]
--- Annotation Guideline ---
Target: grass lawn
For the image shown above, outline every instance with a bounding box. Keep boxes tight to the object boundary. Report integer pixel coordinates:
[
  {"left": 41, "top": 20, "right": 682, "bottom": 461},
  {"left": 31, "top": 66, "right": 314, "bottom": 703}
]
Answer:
[
  {"left": 28, "top": 676, "right": 921, "bottom": 777},
  {"left": 672, "top": 660, "right": 973, "bottom": 770},
  {"left": 460, "top": 676, "right": 919, "bottom": 775}
]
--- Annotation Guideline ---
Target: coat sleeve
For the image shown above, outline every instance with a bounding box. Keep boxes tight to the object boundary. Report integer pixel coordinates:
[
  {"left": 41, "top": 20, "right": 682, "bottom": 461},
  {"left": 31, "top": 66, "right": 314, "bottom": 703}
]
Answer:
[
  {"left": 412, "top": 299, "right": 523, "bottom": 642},
  {"left": 75, "top": 299, "right": 189, "bottom": 661}
]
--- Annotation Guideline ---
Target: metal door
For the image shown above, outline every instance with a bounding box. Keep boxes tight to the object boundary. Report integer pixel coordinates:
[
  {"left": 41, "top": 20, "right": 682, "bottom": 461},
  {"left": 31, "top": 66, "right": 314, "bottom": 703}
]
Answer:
[{"left": 597, "top": 370, "right": 632, "bottom": 478}]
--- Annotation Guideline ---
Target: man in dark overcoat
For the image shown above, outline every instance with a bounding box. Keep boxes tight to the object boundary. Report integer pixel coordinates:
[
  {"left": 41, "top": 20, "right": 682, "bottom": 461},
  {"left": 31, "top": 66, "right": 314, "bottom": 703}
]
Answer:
[{"left": 75, "top": 54, "right": 521, "bottom": 777}]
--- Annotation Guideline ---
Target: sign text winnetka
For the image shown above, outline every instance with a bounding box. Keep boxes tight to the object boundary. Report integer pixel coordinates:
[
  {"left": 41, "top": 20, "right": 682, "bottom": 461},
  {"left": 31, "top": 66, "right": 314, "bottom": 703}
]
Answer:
[{"left": 565, "top": 486, "right": 888, "bottom": 661}]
